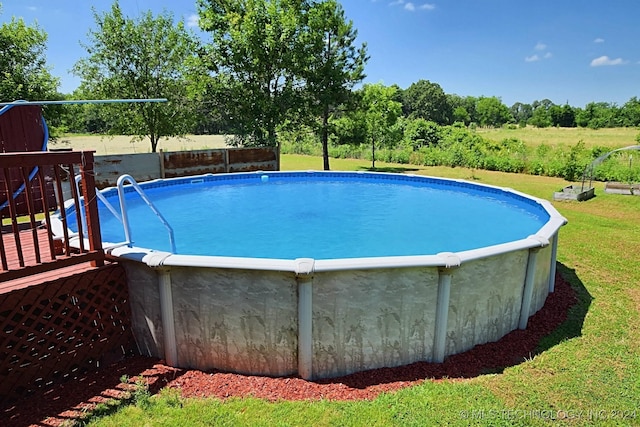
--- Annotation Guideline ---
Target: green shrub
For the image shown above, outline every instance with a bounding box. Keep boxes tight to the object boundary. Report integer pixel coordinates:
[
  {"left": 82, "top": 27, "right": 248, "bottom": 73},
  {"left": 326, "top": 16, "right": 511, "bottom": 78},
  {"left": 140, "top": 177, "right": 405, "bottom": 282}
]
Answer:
[
  {"left": 592, "top": 151, "right": 640, "bottom": 182},
  {"left": 281, "top": 123, "right": 640, "bottom": 183},
  {"left": 329, "top": 144, "right": 366, "bottom": 159},
  {"left": 528, "top": 159, "right": 547, "bottom": 176},
  {"left": 403, "top": 119, "right": 441, "bottom": 149}
]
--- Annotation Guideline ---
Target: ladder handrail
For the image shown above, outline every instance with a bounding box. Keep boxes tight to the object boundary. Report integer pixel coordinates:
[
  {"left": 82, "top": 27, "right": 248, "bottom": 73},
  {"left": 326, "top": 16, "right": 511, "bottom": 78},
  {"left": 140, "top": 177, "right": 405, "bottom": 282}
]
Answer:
[
  {"left": 71, "top": 174, "right": 127, "bottom": 250},
  {"left": 117, "top": 174, "right": 177, "bottom": 253},
  {"left": 74, "top": 174, "right": 123, "bottom": 236}
]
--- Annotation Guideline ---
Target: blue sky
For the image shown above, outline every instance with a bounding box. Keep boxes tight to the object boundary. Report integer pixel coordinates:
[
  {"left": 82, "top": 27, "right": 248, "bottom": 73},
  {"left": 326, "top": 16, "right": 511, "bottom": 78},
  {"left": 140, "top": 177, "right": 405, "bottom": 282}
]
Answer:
[{"left": 2, "top": 0, "right": 639, "bottom": 107}]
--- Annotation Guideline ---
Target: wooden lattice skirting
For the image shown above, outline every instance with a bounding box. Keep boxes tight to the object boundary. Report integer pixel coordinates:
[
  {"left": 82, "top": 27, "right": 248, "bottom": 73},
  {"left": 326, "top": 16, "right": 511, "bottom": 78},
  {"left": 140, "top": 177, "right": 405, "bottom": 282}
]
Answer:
[{"left": 0, "top": 263, "right": 138, "bottom": 406}]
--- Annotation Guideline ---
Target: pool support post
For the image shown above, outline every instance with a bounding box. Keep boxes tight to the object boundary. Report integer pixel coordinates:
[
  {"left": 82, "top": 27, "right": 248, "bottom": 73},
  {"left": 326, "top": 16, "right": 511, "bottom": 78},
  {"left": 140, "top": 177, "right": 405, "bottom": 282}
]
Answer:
[
  {"left": 433, "top": 269, "right": 452, "bottom": 363},
  {"left": 518, "top": 235, "right": 547, "bottom": 329},
  {"left": 548, "top": 233, "right": 559, "bottom": 293},
  {"left": 296, "top": 258, "right": 315, "bottom": 380},
  {"left": 159, "top": 149, "right": 166, "bottom": 179},
  {"left": 433, "top": 253, "right": 460, "bottom": 363},
  {"left": 158, "top": 267, "right": 178, "bottom": 366},
  {"left": 519, "top": 249, "right": 539, "bottom": 329}
]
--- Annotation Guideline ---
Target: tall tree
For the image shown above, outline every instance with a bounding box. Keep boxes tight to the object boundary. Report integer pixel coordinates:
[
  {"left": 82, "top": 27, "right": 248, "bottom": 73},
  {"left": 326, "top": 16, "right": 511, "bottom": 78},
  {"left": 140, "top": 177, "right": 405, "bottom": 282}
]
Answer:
[
  {"left": 197, "top": 0, "right": 308, "bottom": 147},
  {"left": 360, "top": 83, "right": 402, "bottom": 169},
  {"left": 0, "top": 11, "right": 59, "bottom": 102},
  {"left": 621, "top": 97, "right": 640, "bottom": 127},
  {"left": 575, "top": 102, "right": 618, "bottom": 129},
  {"left": 73, "top": 1, "right": 198, "bottom": 152},
  {"left": 549, "top": 104, "right": 576, "bottom": 127},
  {"left": 303, "top": 0, "right": 367, "bottom": 170},
  {"left": 401, "top": 79, "right": 451, "bottom": 125},
  {"left": 475, "top": 96, "right": 513, "bottom": 127},
  {"left": 448, "top": 94, "right": 477, "bottom": 125},
  {"left": 196, "top": 0, "right": 366, "bottom": 158},
  {"left": 529, "top": 105, "right": 552, "bottom": 128},
  {"left": 510, "top": 102, "right": 533, "bottom": 125}
]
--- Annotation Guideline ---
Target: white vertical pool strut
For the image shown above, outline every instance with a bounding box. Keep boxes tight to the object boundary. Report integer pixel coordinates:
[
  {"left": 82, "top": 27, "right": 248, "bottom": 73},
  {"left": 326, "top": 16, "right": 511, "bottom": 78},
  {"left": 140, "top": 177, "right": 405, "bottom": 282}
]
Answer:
[
  {"left": 519, "top": 248, "right": 540, "bottom": 329},
  {"left": 297, "top": 276, "right": 313, "bottom": 380},
  {"left": 296, "top": 258, "right": 315, "bottom": 380},
  {"left": 433, "top": 268, "right": 453, "bottom": 363},
  {"left": 549, "top": 233, "right": 559, "bottom": 293},
  {"left": 157, "top": 268, "right": 178, "bottom": 366}
]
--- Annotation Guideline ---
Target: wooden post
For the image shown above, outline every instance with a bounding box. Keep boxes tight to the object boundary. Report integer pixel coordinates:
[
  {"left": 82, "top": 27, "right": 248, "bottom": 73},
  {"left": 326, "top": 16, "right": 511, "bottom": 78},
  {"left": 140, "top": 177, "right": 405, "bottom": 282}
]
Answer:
[
  {"left": 159, "top": 149, "right": 166, "bottom": 179},
  {"left": 79, "top": 151, "right": 104, "bottom": 266}
]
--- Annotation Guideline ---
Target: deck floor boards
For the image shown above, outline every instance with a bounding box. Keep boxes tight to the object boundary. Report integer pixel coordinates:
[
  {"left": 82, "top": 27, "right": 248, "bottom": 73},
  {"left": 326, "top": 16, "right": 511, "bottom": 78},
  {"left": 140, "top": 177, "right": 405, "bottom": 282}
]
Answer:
[{"left": 0, "top": 228, "right": 99, "bottom": 293}]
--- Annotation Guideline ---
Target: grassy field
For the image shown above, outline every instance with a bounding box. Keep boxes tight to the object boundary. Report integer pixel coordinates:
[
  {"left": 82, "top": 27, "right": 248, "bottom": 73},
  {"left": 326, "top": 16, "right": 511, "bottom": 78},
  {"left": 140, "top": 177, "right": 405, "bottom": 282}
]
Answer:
[
  {"left": 477, "top": 126, "right": 639, "bottom": 150},
  {"left": 50, "top": 134, "right": 230, "bottom": 155},
  {"left": 84, "top": 154, "right": 640, "bottom": 426},
  {"left": 55, "top": 127, "right": 640, "bottom": 157}
]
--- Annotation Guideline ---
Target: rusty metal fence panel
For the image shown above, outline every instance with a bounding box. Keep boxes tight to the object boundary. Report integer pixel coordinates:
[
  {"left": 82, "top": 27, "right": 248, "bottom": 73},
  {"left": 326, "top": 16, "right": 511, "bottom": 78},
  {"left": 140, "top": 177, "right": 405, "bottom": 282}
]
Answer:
[
  {"left": 93, "top": 147, "right": 279, "bottom": 188},
  {"left": 94, "top": 153, "right": 161, "bottom": 189},
  {"left": 162, "top": 149, "right": 227, "bottom": 178}
]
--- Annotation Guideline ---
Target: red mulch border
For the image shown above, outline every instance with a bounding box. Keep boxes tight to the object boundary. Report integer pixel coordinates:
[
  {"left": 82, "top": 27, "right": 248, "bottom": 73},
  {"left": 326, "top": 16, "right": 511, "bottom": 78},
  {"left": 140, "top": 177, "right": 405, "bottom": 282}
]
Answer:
[{"left": 1, "top": 274, "right": 577, "bottom": 427}]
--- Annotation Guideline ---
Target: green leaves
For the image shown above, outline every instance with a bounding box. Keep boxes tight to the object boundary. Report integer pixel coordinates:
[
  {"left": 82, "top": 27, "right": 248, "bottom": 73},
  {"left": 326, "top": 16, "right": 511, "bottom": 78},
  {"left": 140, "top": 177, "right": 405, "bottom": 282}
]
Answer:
[
  {"left": 360, "top": 83, "right": 402, "bottom": 168},
  {"left": 73, "top": 1, "right": 199, "bottom": 152},
  {"left": 0, "top": 16, "right": 59, "bottom": 102},
  {"left": 475, "top": 96, "right": 513, "bottom": 127},
  {"left": 197, "top": 0, "right": 306, "bottom": 146},
  {"left": 401, "top": 80, "right": 451, "bottom": 125},
  {"left": 195, "top": 0, "right": 367, "bottom": 149}
]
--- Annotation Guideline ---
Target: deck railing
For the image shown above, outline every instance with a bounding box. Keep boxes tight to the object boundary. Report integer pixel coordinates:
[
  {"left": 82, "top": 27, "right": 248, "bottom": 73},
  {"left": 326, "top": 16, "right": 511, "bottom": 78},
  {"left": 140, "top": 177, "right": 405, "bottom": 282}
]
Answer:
[{"left": 0, "top": 151, "right": 104, "bottom": 283}]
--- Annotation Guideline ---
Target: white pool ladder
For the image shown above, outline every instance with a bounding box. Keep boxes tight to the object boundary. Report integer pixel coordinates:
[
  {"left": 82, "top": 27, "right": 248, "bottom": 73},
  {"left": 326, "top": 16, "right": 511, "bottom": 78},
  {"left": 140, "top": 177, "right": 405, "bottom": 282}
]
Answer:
[
  {"left": 73, "top": 174, "right": 124, "bottom": 247},
  {"left": 72, "top": 174, "right": 176, "bottom": 253},
  {"left": 117, "top": 174, "right": 177, "bottom": 253},
  {"left": 74, "top": 174, "right": 122, "bottom": 222}
]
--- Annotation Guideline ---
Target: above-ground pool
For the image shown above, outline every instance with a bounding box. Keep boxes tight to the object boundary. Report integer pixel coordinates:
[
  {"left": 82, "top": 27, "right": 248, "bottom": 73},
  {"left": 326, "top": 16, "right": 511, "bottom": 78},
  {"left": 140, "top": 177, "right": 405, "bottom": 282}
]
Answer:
[{"left": 55, "top": 171, "right": 567, "bottom": 379}]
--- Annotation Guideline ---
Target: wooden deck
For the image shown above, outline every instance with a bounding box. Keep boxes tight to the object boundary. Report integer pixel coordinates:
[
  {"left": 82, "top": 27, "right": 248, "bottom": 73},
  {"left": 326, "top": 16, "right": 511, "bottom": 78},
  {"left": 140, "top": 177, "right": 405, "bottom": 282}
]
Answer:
[
  {"left": 0, "top": 228, "right": 101, "bottom": 294},
  {"left": 1, "top": 150, "right": 105, "bottom": 292}
]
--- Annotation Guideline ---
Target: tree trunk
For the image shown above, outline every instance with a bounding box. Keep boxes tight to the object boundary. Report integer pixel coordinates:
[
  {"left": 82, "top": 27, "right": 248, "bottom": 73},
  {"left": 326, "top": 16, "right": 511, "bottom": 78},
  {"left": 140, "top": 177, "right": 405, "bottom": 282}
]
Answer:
[
  {"left": 322, "top": 106, "right": 330, "bottom": 170},
  {"left": 267, "top": 123, "right": 277, "bottom": 147},
  {"left": 371, "top": 137, "right": 376, "bottom": 169},
  {"left": 276, "top": 140, "right": 281, "bottom": 171}
]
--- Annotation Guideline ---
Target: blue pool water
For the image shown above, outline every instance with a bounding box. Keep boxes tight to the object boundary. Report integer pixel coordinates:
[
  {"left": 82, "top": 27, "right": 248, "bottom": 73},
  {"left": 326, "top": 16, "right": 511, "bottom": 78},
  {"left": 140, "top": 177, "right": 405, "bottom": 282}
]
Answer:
[{"left": 85, "top": 172, "right": 549, "bottom": 260}]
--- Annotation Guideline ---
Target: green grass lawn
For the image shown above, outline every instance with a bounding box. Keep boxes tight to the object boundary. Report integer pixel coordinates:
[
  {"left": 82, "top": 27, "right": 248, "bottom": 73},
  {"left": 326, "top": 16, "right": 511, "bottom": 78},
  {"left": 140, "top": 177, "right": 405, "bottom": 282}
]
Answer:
[{"left": 86, "top": 154, "right": 640, "bottom": 426}]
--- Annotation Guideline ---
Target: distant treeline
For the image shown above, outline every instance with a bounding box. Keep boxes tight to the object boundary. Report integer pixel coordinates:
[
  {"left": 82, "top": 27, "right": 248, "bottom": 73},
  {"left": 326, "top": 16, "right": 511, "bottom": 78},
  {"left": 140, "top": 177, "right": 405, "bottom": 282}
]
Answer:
[{"left": 50, "top": 80, "right": 640, "bottom": 135}]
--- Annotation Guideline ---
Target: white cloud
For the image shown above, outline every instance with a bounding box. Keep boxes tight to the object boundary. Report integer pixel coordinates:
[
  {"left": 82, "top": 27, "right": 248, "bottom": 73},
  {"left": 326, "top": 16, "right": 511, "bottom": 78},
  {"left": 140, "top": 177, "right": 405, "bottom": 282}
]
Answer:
[
  {"left": 186, "top": 13, "right": 199, "bottom": 28},
  {"left": 27, "top": 6, "right": 38, "bottom": 11},
  {"left": 525, "top": 43, "right": 551, "bottom": 62},
  {"left": 590, "top": 55, "right": 627, "bottom": 66},
  {"left": 390, "top": 0, "right": 434, "bottom": 11},
  {"left": 594, "top": 38, "right": 605, "bottom": 43}
]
